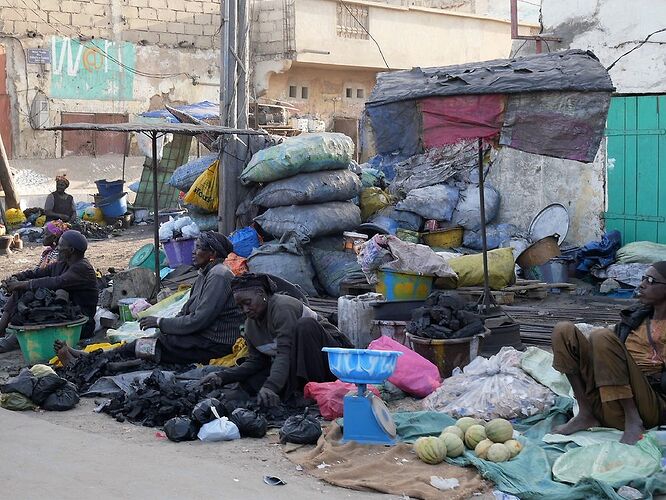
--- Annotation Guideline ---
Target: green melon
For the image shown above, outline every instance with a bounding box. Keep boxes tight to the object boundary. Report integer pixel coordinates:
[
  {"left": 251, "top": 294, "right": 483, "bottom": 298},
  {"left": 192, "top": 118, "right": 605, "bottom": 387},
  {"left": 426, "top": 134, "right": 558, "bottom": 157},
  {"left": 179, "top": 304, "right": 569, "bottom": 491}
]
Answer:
[
  {"left": 464, "top": 424, "right": 487, "bottom": 450},
  {"left": 504, "top": 439, "right": 523, "bottom": 458},
  {"left": 440, "top": 425, "right": 464, "bottom": 440},
  {"left": 440, "top": 433, "right": 465, "bottom": 458},
  {"left": 474, "top": 439, "right": 494, "bottom": 459},
  {"left": 414, "top": 436, "right": 447, "bottom": 465},
  {"left": 487, "top": 443, "right": 511, "bottom": 463},
  {"left": 456, "top": 417, "right": 483, "bottom": 433},
  {"left": 485, "top": 418, "right": 514, "bottom": 443}
]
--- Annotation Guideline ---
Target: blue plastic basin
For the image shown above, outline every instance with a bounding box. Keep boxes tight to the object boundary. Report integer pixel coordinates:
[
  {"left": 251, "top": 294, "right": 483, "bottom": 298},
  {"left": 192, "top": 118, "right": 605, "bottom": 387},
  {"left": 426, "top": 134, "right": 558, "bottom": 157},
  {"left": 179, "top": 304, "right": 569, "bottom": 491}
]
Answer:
[{"left": 322, "top": 347, "right": 403, "bottom": 384}]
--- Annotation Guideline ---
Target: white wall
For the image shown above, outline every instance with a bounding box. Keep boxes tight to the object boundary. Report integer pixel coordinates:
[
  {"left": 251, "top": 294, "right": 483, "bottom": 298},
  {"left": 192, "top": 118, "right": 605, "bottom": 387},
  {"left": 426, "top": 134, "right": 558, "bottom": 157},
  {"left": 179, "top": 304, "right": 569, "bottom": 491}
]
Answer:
[{"left": 542, "top": 0, "right": 666, "bottom": 93}]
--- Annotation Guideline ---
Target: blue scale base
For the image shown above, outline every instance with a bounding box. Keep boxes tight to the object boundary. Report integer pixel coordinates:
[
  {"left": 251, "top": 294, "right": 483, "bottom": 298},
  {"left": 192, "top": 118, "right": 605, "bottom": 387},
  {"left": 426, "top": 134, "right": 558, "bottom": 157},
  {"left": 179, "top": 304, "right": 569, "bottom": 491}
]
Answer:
[{"left": 341, "top": 393, "right": 397, "bottom": 446}]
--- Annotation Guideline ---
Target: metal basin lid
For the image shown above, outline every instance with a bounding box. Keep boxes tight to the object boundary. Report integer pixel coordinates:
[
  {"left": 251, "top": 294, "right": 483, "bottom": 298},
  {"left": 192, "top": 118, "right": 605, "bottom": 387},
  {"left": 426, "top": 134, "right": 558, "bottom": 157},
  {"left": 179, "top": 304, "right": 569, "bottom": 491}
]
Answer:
[{"left": 529, "top": 203, "right": 569, "bottom": 245}]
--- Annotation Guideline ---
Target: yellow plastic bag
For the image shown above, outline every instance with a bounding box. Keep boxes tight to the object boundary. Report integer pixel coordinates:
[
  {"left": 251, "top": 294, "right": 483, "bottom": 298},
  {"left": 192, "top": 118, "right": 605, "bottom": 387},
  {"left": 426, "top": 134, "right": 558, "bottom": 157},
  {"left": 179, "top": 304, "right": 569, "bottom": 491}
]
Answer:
[
  {"left": 184, "top": 160, "right": 219, "bottom": 212},
  {"left": 360, "top": 187, "right": 391, "bottom": 221},
  {"left": 435, "top": 247, "right": 516, "bottom": 290},
  {"left": 48, "top": 342, "right": 124, "bottom": 368},
  {"left": 209, "top": 337, "right": 248, "bottom": 367},
  {"left": 35, "top": 215, "right": 46, "bottom": 227},
  {"left": 5, "top": 208, "right": 26, "bottom": 225}
]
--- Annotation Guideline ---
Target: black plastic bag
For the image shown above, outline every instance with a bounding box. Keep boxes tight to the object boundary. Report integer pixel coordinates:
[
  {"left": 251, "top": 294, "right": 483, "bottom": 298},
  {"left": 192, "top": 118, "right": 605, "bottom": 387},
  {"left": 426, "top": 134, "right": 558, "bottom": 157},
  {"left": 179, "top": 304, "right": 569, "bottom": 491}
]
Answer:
[
  {"left": 32, "top": 374, "right": 68, "bottom": 405},
  {"left": 164, "top": 417, "right": 198, "bottom": 442},
  {"left": 230, "top": 408, "right": 268, "bottom": 438},
  {"left": 191, "top": 398, "right": 226, "bottom": 425},
  {"left": 279, "top": 410, "right": 322, "bottom": 444},
  {"left": 42, "top": 382, "right": 80, "bottom": 411},
  {"left": 1, "top": 371, "right": 36, "bottom": 399}
]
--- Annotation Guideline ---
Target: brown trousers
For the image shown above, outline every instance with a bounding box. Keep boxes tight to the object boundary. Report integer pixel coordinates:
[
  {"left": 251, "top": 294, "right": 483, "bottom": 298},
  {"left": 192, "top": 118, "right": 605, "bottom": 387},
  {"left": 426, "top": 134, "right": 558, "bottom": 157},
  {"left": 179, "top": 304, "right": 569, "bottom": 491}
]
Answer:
[{"left": 552, "top": 321, "right": 666, "bottom": 430}]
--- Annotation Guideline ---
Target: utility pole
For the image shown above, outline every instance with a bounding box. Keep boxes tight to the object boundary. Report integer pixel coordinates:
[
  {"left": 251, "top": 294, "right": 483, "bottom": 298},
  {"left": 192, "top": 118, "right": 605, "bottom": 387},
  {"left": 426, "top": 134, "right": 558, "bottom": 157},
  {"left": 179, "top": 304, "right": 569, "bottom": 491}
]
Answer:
[
  {"left": 0, "top": 133, "right": 20, "bottom": 210},
  {"left": 219, "top": 0, "right": 250, "bottom": 235}
]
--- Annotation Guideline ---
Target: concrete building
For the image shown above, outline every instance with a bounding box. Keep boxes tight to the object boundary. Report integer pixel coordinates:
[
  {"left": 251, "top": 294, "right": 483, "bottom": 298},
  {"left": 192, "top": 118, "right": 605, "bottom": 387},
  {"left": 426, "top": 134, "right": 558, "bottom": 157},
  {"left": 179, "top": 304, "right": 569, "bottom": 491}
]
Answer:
[
  {"left": 0, "top": 0, "right": 223, "bottom": 159},
  {"left": 489, "top": 0, "right": 666, "bottom": 245},
  {"left": 251, "top": 0, "right": 539, "bottom": 143}
]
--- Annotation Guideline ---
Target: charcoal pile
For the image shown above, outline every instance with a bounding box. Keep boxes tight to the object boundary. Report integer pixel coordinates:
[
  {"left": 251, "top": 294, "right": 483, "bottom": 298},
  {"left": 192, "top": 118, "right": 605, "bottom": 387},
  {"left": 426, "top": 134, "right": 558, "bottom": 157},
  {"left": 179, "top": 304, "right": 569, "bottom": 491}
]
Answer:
[
  {"left": 407, "top": 292, "right": 484, "bottom": 340},
  {"left": 98, "top": 367, "right": 317, "bottom": 430},
  {"left": 12, "top": 288, "right": 84, "bottom": 326},
  {"left": 71, "top": 220, "right": 119, "bottom": 240}
]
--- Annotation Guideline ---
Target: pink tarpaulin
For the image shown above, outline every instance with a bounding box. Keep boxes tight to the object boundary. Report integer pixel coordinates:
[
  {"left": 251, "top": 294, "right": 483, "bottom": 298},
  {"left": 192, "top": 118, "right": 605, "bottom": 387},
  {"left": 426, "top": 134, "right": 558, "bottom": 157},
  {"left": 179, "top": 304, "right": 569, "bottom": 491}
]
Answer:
[{"left": 420, "top": 94, "right": 506, "bottom": 148}]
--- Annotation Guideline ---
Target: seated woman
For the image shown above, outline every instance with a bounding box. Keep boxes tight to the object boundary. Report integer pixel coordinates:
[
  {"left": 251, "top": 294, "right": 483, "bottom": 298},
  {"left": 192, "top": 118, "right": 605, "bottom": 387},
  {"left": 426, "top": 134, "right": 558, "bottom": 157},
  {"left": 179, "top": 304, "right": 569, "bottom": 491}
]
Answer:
[
  {"left": 200, "top": 273, "right": 353, "bottom": 407},
  {"left": 44, "top": 175, "right": 77, "bottom": 222},
  {"left": 0, "top": 230, "right": 97, "bottom": 352},
  {"left": 551, "top": 261, "right": 666, "bottom": 444},
  {"left": 39, "top": 220, "right": 69, "bottom": 269},
  {"left": 55, "top": 231, "right": 244, "bottom": 366}
]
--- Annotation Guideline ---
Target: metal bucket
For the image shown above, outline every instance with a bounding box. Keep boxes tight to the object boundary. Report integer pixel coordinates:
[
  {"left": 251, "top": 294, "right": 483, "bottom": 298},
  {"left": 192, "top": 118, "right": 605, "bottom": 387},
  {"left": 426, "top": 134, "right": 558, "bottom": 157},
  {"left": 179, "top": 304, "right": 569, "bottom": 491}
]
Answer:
[{"left": 406, "top": 329, "right": 488, "bottom": 378}]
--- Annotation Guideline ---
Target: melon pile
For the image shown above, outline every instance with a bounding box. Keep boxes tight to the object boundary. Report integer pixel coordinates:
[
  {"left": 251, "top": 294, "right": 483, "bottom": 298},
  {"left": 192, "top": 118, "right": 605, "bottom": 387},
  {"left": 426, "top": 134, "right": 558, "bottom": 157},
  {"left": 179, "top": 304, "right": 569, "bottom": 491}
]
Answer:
[{"left": 413, "top": 417, "right": 522, "bottom": 465}]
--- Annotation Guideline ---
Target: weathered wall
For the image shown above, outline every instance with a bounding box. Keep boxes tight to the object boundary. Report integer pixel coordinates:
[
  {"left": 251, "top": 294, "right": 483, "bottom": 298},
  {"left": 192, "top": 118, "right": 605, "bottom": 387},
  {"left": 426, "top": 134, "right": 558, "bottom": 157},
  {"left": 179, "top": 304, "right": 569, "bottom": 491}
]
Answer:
[
  {"left": 542, "top": 0, "right": 666, "bottom": 93},
  {"left": 264, "top": 63, "right": 378, "bottom": 127},
  {"left": 0, "top": 0, "right": 222, "bottom": 158},
  {"left": 488, "top": 144, "right": 606, "bottom": 246}
]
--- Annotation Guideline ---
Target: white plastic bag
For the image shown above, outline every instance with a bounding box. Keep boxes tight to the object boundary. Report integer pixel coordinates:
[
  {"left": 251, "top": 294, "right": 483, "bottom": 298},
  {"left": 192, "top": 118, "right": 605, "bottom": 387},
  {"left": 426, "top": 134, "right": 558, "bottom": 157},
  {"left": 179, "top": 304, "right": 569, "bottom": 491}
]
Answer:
[
  {"left": 181, "top": 222, "right": 200, "bottom": 239},
  {"left": 197, "top": 407, "right": 241, "bottom": 442},
  {"left": 423, "top": 347, "right": 555, "bottom": 420}
]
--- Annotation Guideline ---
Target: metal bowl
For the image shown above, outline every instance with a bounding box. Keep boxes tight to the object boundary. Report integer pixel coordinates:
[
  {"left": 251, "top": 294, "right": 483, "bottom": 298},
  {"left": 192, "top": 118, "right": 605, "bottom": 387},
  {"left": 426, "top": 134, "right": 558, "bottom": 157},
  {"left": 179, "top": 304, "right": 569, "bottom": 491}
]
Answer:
[{"left": 322, "top": 348, "right": 403, "bottom": 384}]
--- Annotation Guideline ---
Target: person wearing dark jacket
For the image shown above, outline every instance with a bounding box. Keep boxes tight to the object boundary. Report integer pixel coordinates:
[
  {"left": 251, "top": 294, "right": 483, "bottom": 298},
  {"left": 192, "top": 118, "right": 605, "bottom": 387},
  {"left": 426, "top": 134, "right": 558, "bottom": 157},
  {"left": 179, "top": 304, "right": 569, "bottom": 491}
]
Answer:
[
  {"left": 551, "top": 261, "right": 666, "bottom": 444},
  {"left": 54, "top": 232, "right": 244, "bottom": 366},
  {"left": 200, "top": 273, "right": 353, "bottom": 407},
  {"left": 44, "top": 175, "right": 77, "bottom": 222},
  {"left": 0, "top": 230, "right": 97, "bottom": 352}
]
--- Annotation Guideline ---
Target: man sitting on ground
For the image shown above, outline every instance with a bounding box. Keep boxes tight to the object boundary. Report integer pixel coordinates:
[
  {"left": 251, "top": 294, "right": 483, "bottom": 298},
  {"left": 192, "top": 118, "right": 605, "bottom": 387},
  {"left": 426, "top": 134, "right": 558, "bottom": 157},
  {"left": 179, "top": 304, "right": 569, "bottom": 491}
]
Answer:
[
  {"left": 552, "top": 261, "right": 666, "bottom": 444},
  {"left": 0, "top": 230, "right": 97, "bottom": 352}
]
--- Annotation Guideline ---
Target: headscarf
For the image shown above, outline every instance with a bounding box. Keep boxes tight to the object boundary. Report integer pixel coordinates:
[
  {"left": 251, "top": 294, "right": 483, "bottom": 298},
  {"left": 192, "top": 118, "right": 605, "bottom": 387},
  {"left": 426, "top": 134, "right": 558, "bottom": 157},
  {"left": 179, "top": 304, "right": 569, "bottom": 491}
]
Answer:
[
  {"left": 231, "top": 273, "right": 277, "bottom": 295},
  {"left": 60, "top": 230, "right": 88, "bottom": 253},
  {"left": 198, "top": 231, "right": 234, "bottom": 259},
  {"left": 45, "top": 220, "right": 69, "bottom": 237},
  {"left": 651, "top": 261, "right": 666, "bottom": 281},
  {"left": 55, "top": 175, "right": 70, "bottom": 188}
]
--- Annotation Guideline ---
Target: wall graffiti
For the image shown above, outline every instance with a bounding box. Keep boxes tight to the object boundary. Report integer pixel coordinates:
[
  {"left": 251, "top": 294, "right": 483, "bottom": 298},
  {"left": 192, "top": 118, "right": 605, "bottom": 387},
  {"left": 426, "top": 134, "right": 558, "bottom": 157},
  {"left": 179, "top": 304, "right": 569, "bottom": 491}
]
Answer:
[{"left": 50, "top": 37, "right": 135, "bottom": 100}]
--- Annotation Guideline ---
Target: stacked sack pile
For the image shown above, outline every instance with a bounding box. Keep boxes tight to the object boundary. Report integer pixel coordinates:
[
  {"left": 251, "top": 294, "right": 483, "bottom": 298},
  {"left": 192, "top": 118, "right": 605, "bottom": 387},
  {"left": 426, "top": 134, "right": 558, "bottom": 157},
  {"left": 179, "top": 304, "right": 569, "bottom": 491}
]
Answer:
[{"left": 241, "top": 133, "right": 365, "bottom": 297}]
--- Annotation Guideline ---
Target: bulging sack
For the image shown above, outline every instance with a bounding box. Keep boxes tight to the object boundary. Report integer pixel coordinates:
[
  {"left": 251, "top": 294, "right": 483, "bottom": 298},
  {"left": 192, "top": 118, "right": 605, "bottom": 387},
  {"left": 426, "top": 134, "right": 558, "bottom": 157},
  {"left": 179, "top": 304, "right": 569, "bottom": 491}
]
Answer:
[
  {"left": 183, "top": 161, "right": 219, "bottom": 213},
  {"left": 254, "top": 202, "right": 361, "bottom": 241},
  {"left": 396, "top": 184, "right": 460, "bottom": 221},
  {"left": 368, "top": 335, "right": 441, "bottom": 398},
  {"left": 169, "top": 154, "right": 219, "bottom": 192},
  {"left": 452, "top": 184, "right": 500, "bottom": 231},
  {"left": 251, "top": 169, "right": 361, "bottom": 208},
  {"left": 240, "top": 133, "right": 354, "bottom": 185}
]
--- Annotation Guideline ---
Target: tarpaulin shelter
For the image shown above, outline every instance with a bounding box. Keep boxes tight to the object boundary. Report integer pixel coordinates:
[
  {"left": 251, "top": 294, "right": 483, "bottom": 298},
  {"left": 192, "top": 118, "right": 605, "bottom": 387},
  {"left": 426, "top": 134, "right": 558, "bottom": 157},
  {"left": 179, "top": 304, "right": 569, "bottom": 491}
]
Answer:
[{"left": 364, "top": 49, "right": 615, "bottom": 309}]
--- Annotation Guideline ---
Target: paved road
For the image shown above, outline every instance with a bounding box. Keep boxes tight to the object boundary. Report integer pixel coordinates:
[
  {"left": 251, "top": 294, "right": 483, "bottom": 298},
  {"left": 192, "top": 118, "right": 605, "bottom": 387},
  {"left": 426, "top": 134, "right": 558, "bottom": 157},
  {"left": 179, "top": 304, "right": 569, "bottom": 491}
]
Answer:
[{"left": 0, "top": 408, "right": 377, "bottom": 500}]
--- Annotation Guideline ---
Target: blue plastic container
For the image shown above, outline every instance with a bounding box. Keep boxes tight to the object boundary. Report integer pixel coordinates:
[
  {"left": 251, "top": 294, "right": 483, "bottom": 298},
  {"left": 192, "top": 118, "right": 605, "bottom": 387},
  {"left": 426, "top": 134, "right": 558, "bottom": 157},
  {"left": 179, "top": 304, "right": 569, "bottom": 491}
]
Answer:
[
  {"left": 95, "top": 179, "right": 124, "bottom": 199},
  {"left": 97, "top": 191, "right": 128, "bottom": 217},
  {"left": 322, "top": 347, "right": 402, "bottom": 384},
  {"left": 229, "top": 226, "right": 261, "bottom": 257},
  {"left": 162, "top": 237, "right": 196, "bottom": 267}
]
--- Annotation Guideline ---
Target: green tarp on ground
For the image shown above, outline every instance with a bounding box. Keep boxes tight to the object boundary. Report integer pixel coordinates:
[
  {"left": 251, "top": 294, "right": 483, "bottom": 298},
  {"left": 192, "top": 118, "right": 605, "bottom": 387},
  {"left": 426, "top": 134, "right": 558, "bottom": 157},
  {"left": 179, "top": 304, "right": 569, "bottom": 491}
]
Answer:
[{"left": 391, "top": 398, "right": 666, "bottom": 499}]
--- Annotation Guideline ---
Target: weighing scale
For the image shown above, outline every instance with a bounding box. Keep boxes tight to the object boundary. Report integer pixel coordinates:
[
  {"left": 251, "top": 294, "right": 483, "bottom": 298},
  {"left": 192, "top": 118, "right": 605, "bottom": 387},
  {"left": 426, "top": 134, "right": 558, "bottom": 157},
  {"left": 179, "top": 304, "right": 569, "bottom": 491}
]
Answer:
[{"left": 322, "top": 347, "right": 402, "bottom": 446}]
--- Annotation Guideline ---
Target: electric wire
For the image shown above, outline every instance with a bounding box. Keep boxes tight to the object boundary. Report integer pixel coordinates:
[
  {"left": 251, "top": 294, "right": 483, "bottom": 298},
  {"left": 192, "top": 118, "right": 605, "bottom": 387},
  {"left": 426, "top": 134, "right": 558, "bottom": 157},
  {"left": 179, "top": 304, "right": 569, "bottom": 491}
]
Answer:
[{"left": 339, "top": 1, "right": 390, "bottom": 70}]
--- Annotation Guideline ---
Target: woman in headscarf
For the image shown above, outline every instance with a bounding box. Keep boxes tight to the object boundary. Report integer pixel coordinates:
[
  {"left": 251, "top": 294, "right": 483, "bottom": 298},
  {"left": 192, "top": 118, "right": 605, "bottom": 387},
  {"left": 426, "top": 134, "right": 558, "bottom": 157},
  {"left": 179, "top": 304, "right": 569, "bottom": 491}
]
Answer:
[
  {"left": 200, "top": 273, "right": 353, "bottom": 407},
  {"left": 38, "top": 220, "right": 69, "bottom": 269},
  {"left": 44, "top": 175, "right": 76, "bottom": 222},
  {"left": 54, "top": 231, "right": 244, "bottom": 366}
]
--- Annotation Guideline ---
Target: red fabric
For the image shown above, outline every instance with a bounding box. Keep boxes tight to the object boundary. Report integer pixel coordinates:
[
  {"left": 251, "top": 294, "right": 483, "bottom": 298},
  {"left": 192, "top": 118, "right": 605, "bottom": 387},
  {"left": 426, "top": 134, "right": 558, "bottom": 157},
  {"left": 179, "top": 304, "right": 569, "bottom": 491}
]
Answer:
[
  {"left": 304, "top": 380, "right": 380, "bottom": 420},
  {"left": 420, "top": 94, "right": 505, "bottom": 148}
]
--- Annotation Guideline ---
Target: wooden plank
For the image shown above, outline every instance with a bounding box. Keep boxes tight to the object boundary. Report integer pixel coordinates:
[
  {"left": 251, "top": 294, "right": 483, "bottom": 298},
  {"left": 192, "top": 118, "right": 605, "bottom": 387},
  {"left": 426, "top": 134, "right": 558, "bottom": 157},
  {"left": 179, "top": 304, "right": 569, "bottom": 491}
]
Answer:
[
  {"left": 456, "top": 289, "right": 515, "bottom": 305},
  {"left": 659, "top": 94, "right": 666, "bottom": 243},
  {"left": 624, "top": 96, "right": 638, "bottom": 242}
]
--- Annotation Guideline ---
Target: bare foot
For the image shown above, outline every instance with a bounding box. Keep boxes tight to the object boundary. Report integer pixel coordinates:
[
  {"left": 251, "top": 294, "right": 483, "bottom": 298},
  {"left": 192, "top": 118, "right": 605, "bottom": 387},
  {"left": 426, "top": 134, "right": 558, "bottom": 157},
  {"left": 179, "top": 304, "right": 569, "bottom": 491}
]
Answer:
[
  {"left": 53, "top": 340, "right": 85, "bottom": 366},
  {"left": 552, "top": 412, "right": 600, "bottom": 435},
  {"left": 620, "top": 422, "right": 644, "bottom": 445}
]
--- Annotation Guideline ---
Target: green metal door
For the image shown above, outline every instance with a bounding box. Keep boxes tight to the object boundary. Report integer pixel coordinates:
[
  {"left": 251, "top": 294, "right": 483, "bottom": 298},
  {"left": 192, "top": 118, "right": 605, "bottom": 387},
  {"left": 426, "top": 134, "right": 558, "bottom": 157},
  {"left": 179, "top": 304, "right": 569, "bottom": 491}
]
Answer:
[{"left": 605, "top": 95, "right": 666, "bottom": 243}]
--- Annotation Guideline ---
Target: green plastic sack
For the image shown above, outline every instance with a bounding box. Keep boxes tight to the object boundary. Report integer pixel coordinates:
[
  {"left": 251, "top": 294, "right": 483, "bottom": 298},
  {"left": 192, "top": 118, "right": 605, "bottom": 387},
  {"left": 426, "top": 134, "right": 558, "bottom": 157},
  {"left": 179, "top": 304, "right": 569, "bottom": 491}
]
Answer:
[
  {"left": 552, "top": 434, "right": 662, "bottom": 486},
  {"left": 240, "top": 133, "right": 354, "bottom": 185},
  {"left": 0, "top": 392, "right": 36, "bottom": 411},
  {"left": 617, "top": 241, "right": 666, "bottom": 264}
]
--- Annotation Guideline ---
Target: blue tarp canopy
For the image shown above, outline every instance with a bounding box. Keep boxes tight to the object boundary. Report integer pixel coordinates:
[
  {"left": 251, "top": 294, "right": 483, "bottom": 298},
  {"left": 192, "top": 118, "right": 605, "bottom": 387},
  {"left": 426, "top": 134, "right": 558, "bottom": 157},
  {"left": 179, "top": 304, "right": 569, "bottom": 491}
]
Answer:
[{"left": 141, "top": 101, "right": 220, "bottom": 123}]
